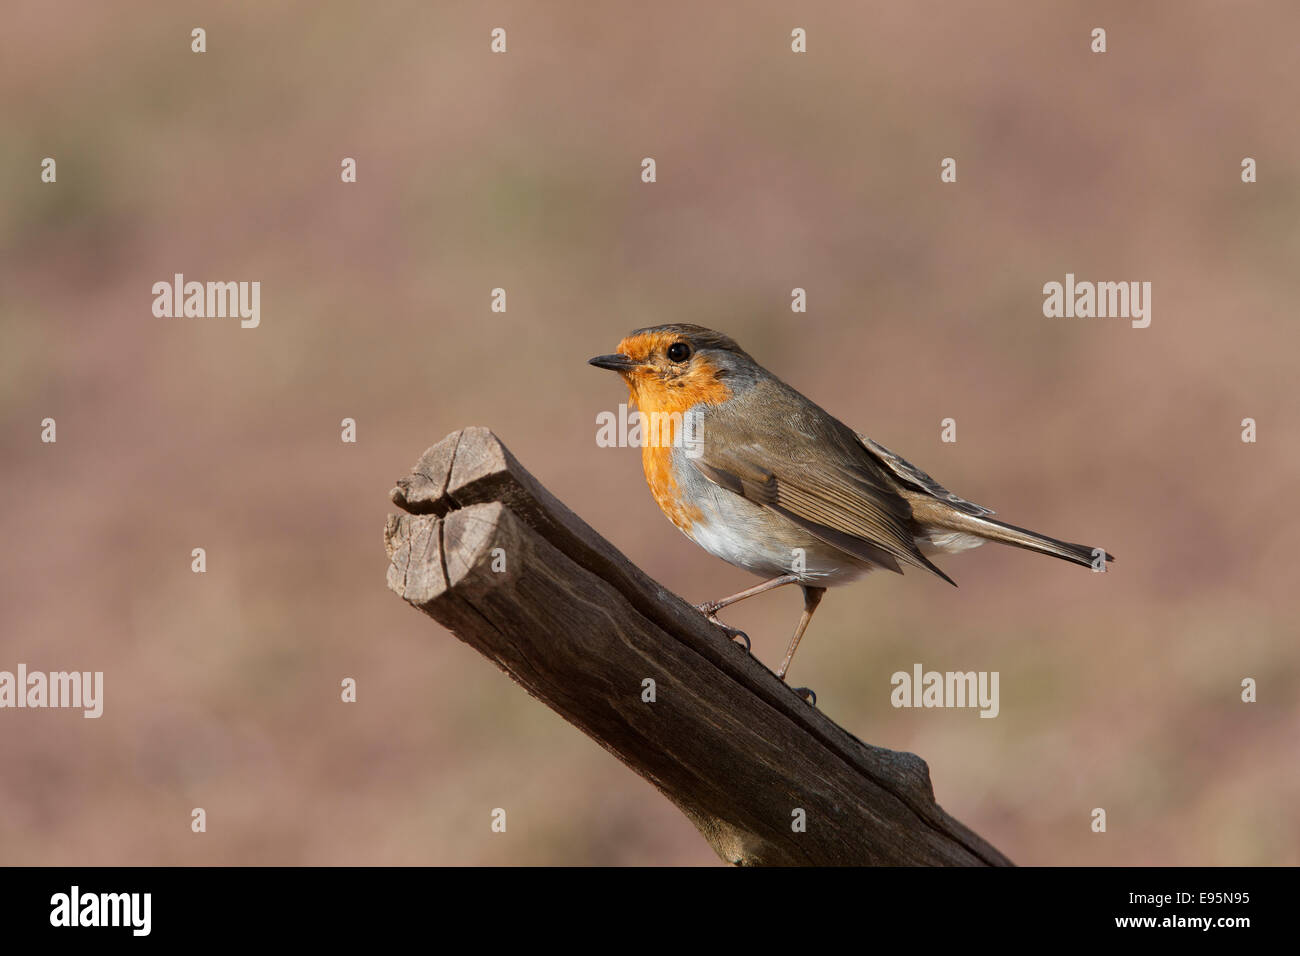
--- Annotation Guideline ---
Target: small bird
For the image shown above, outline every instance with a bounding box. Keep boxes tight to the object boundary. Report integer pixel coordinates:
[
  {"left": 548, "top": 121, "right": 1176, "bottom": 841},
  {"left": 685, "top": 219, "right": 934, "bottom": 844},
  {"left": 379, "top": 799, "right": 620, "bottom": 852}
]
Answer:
[{"left": 589, "top": 324, "right": 1112, "bottom": 698}]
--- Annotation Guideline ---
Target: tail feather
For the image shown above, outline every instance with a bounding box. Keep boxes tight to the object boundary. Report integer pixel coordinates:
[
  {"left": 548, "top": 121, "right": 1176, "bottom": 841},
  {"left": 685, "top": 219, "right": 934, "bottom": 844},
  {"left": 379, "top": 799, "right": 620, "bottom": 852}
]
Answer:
[{"left": 910, "top": 497, "right": 1113, "bottom": 570}]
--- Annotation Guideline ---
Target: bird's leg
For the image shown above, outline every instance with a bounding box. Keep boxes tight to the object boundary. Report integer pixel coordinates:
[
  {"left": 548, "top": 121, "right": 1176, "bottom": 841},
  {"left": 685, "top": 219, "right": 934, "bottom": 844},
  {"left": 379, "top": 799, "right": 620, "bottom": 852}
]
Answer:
[
  {"left": 778, "top": 586, "right": 826, "bottom": 704},
  {"left": 695, "top": 573, "right": 799, "bottom": 616},
  {"left": 695, "top": 573, "right": 800, "bottom": 651}
]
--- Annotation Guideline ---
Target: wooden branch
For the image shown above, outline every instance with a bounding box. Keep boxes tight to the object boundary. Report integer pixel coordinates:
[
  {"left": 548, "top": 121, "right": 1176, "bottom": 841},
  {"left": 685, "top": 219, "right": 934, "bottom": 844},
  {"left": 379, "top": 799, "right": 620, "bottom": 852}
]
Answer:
[{"left": 385, "top": 427, "right": 1013, "bottom": 866}]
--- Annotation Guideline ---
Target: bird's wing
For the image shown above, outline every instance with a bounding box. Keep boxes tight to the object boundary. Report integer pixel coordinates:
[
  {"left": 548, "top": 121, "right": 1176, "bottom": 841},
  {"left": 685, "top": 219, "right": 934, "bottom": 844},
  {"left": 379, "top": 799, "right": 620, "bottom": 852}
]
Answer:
[
  {"left": 691, "top": 386, "right": 955, "bottom": 583},
  {"left": 857, "top": 434, "right": 995, "bottom": 517}
]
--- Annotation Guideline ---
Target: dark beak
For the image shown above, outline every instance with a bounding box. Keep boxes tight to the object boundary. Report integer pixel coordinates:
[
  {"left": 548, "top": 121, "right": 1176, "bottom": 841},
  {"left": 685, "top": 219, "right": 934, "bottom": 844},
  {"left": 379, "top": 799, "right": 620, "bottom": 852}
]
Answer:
[{"left": 588, "top": 353, "right": 638, "bottom": 372}]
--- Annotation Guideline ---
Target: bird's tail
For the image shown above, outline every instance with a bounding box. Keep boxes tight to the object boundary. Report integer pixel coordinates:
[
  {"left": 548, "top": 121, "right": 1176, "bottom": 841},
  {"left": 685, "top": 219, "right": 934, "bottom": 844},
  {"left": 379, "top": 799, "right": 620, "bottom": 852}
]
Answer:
[{"left": 911, "top": 498, "right": 1113, "bottom": 570}]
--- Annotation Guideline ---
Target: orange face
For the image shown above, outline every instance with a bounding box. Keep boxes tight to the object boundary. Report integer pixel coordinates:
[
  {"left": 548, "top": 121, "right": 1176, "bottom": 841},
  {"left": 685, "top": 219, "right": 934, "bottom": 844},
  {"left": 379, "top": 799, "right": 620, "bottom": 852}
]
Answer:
[{"left": 612, "top": 331, "right": 731, "bottom": 415}]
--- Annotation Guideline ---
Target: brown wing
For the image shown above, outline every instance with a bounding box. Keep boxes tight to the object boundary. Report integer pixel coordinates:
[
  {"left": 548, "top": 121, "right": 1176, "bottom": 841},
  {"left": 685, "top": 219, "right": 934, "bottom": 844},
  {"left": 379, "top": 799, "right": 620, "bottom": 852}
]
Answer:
[
  {"left": 857, "top": 434, "right": 995, "bottom": 517},
  {"left": 692, "top": 381, "right": 956, "bottom": 585}
]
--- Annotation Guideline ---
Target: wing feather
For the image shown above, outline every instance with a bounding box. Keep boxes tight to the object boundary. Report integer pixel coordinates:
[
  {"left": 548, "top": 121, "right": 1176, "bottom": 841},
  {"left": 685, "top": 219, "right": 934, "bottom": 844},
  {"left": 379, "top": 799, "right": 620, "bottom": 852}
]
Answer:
[{"left": 691, "top": 386, "right": 956, "bottom": 584}]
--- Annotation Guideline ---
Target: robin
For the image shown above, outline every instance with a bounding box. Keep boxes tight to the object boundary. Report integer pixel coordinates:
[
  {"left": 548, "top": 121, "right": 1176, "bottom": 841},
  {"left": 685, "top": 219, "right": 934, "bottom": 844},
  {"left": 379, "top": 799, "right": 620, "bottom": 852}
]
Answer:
[{"left": 589, "top": 323, "right": 1112, "bottom": 700}]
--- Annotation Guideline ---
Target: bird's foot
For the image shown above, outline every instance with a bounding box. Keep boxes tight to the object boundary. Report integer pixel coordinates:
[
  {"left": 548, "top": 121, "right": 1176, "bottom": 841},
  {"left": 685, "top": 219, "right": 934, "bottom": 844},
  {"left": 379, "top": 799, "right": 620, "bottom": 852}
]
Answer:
[
  {"left": 777, "top": 671, "right": 817, "bottom": 706},
  {"left": 695, "top": 605, "right": 750, "bottom": 651},
  {"left": 711, "top": 618, "right": 751, "bottom": 652}
]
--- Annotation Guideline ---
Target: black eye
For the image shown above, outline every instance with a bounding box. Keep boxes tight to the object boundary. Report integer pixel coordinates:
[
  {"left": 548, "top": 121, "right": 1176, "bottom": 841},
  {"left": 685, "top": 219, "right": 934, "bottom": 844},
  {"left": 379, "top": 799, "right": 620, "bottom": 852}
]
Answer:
[{"left": 666, "top": 342, "right": 692, "bottom": 363}]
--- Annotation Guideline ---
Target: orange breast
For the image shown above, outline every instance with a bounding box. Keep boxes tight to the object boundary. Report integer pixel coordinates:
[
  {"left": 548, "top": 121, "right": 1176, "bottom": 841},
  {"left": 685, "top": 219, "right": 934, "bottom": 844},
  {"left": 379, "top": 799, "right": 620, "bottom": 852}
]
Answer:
[{"left": 642, "top": 442, "right": 702, "bottom": 533}]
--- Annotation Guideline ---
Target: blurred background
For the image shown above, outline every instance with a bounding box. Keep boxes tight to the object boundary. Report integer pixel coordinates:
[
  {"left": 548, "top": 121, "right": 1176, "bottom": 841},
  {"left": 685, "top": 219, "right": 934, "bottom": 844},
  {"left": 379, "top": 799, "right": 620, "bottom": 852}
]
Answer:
[{"left": 2, "top": 0, "right": 1297, "bottom": 865}]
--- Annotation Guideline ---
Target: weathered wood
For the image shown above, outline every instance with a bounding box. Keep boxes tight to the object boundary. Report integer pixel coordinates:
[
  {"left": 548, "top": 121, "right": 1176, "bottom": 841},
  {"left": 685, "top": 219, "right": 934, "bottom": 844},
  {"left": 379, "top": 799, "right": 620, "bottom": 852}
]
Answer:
[{"left": 386, "top": 427, "right": 1012, "bottom": 866}]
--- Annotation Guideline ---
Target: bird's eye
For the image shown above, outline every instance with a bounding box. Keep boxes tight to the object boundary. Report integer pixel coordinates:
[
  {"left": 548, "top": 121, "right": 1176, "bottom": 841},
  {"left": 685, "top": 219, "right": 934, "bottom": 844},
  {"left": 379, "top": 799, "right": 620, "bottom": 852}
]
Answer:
[{"left": 666, "top": 342, "right": 692, "bottom": 363}]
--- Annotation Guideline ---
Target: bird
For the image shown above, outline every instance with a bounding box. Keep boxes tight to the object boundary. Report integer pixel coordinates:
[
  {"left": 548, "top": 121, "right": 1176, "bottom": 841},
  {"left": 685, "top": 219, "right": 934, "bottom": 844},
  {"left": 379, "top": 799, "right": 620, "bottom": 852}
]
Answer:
[{"left": 589, "top": 323, "right": 1113, "bottom": 700}]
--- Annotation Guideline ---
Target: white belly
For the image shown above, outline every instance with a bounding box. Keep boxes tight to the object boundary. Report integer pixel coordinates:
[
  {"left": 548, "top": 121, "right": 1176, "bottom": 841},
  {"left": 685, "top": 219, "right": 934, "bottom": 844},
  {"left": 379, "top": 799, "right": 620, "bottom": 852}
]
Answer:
[{"left": 671, "top": 450, "right": 874, "bottom": 586}]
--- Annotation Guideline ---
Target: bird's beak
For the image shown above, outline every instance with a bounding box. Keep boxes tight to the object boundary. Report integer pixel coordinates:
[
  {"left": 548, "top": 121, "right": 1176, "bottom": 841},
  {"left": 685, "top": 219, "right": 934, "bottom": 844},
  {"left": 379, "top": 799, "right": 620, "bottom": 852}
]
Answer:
[{"left": 588, "top": 353, "right": 639, "bottom": 373}]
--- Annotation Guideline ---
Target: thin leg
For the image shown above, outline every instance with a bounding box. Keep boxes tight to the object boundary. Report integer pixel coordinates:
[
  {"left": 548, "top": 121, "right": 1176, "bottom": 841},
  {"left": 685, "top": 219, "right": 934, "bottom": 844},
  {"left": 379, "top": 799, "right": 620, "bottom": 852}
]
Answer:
[
  {"left": 776, "top": 585, "right": 826, "bottom": 681},
  {"left": 695, "top": 573, "right": 801, "bottom": 651},
  {"left": 696, "top": 573, "right": 799, "bottom": 615}
]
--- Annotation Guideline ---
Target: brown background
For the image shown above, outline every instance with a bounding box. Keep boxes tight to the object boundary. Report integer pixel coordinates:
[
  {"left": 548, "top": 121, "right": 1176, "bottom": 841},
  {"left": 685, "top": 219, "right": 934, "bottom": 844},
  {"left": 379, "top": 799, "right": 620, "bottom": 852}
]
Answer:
[{"left": 1, "top": 0, "right": 1296, "bottom": 865}]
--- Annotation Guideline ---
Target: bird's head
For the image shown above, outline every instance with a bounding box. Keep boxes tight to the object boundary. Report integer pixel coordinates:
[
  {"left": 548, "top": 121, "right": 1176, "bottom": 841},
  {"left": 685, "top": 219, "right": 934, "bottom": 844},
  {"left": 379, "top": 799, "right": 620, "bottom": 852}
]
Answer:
[{"left": 588, "top": 324, "right": 757, "bottom": 413}]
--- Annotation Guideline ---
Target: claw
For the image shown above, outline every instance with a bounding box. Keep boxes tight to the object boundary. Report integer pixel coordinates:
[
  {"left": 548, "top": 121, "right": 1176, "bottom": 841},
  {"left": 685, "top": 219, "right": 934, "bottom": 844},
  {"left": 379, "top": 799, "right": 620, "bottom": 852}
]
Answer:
[
  {"left": 708, "top": 617, "right": 750, "bottom": 652},
  {"left": 792, "top": 686, "right": 817, "bottom": 706},
  {"left": 695, "top": 606, "right": 751, "bottom": 651}
]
